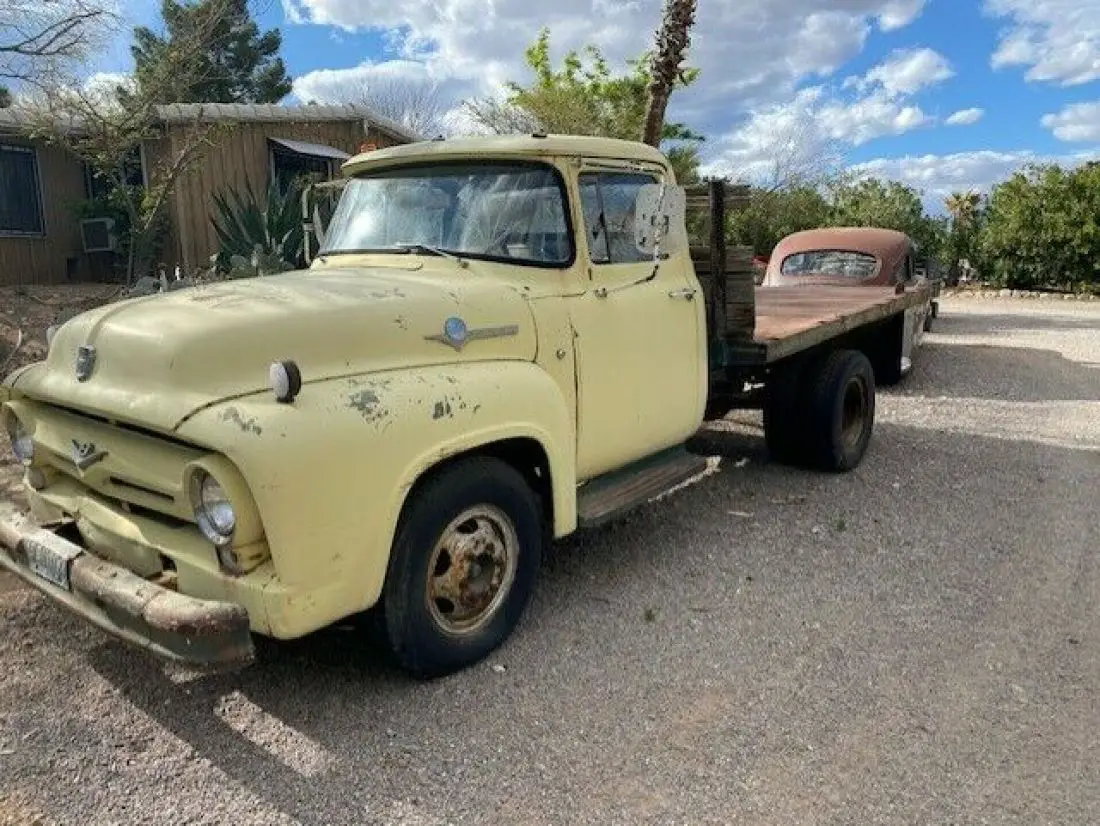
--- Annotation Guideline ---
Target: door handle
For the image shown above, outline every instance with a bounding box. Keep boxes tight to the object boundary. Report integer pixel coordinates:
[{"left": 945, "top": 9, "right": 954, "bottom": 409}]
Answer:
[{"left": 668, "top": 287, "right": 697, "bottom": 301}]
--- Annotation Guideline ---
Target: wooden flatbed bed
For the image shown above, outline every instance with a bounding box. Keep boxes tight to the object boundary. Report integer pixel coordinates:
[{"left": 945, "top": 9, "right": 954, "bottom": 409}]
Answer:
[{"left": 728, "top": 283, "right": 932, "bottom": 365}]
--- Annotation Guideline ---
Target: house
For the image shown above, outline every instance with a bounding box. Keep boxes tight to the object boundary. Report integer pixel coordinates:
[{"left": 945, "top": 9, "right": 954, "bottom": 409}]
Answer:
[{"left": 0, "top": 103, "right": 419, "bottom": 286}]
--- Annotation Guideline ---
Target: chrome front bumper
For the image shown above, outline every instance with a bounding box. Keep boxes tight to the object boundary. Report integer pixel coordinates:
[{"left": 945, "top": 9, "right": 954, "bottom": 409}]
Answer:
[{"left": 0, "top": 504, "right": 255, "bottom": 670}]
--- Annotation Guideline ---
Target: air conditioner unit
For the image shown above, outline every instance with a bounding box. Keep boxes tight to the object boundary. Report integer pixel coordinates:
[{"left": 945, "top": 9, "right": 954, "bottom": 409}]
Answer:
[{"left": 80, "top": 217, "right": 117, "bottom": 253}]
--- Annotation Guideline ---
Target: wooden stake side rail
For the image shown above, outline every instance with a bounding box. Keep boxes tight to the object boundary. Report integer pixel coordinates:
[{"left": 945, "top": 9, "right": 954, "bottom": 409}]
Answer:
[{"left": 724, "top": 284, "right": 932, "bottom": 366}]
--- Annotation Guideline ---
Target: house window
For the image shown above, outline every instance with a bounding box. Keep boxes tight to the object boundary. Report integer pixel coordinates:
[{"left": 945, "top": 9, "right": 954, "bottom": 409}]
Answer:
[
  {"left": 0, "top": 144, "right": 45, "bottom": 236},
  {"left": 268, "top": 138, "right": 351, "bottom": 197},
  {"left": 84, "top": 144, "right": 146, "bottom": 201},
  {"left": 271, "top": 148, "right": 331, "bottom": 197}
]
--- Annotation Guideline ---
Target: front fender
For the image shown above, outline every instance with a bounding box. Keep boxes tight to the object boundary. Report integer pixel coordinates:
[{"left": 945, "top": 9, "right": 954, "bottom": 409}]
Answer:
[{"left": 175, "top": 361, "right": 576, "bottom": 624}]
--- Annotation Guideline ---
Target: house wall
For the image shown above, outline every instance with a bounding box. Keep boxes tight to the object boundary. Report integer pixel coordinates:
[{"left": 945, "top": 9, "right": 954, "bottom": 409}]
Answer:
[
  {"left": 0, "top": 138, "right": 105, "bottom": 286},
  {"left": 165, "top": 120, "right": 404, "bottom": 273}
]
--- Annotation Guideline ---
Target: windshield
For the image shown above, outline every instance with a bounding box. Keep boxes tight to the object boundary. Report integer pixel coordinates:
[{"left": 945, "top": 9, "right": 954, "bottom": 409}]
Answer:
[
  {"left": 780, "top": 250, "right": 879, "bottom": 278},
  {"left": 320, "top": 162, "right": 573, "bottom": 266}
]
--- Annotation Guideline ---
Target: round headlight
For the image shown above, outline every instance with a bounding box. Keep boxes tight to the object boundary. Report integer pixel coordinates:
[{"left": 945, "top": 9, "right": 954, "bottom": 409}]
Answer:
[
  {"left": 189, "top": 471, "right": 236, "bottom": 546},
  {"left": 5, "top": 416, "right": 34, "bottom": 464}
]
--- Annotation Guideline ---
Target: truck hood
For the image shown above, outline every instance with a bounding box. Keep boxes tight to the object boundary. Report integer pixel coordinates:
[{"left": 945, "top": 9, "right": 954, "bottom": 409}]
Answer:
[{"left": 12, "top": 266, "right": 537, "bottom": 432}]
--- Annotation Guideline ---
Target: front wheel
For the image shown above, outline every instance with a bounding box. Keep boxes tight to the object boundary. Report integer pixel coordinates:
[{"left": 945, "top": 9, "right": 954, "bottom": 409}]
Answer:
[{"left": 381, "top": 457, "right": 543, "bottom": 679}]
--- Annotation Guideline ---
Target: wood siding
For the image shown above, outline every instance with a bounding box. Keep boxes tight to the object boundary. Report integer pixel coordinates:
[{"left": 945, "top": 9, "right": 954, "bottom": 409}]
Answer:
[
  {"left": 0, "top": 139, "right": 98, "bottom": 286},
  {"left": 166, "top": 120, "right": 402, "bottom": 272}
]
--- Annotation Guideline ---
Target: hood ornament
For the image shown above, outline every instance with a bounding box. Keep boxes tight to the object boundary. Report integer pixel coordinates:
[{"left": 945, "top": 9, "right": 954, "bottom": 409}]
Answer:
[
  {"left": 74, "top": 345, "right": 97, "bottom": 382},
  {"left": 425, "top": 317, "right": 519, "bottom": 351},
  {"left": 71, "top": 440, "right": 108, "bottom": 471}
]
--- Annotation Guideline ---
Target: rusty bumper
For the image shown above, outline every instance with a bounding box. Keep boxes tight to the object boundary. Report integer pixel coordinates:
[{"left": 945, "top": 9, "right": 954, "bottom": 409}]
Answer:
[{"left": 0, "top": 505, "right": 255, "bottom": 670}]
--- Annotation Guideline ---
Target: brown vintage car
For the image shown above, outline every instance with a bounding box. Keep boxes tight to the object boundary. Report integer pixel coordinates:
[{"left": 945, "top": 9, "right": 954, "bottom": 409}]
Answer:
[
  {"left": 761, "top": 226, "right": 938, "bottom": 379},
  {"left": 762, "top": 227, "right": 914, "bottom": 288}
]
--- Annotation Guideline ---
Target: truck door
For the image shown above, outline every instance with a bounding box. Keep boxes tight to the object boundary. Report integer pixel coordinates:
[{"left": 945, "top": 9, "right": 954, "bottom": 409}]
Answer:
[{"left": 568, "top": 168, "right": 706, "bottom": 481}]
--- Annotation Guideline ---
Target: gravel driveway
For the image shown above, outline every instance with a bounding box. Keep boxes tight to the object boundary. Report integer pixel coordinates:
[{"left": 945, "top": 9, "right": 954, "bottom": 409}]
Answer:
[{"left": 2, "top": 298, "right": 1098, "bottom": 825}]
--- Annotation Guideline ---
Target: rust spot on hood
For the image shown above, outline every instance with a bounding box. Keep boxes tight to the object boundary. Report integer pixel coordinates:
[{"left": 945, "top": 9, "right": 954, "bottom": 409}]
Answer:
[{"left": 349, "top": 388, "right": 389, "bottom": 426}]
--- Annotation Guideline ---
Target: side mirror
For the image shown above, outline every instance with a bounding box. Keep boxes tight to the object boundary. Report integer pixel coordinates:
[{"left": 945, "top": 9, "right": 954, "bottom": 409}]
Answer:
[{"left": 634, "top": 183, "right": 687, "bottom": 257}]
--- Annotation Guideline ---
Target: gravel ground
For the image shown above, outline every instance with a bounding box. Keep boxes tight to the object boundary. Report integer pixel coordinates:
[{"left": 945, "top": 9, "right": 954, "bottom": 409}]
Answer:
[{"left": 2, "top": 297, "right": 1099, "bottom": 825}]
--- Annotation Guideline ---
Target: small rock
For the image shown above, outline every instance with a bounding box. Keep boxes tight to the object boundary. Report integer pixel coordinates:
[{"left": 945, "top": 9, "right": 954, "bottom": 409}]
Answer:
[{"left": 491, "top": 664, "right": 506, "bottom": 674}]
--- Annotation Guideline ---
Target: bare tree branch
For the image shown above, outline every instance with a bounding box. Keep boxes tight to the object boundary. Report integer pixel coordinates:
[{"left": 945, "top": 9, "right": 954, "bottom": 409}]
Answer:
[
  {"left": 345, "top": 76, "right": 448, "bottom": 137},
  {"left": 0, "top": 0, "right": 117, "bottom": 87}
]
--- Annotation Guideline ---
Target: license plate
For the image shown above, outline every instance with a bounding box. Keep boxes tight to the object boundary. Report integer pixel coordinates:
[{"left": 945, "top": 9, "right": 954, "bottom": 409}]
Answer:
[{"left": 25, "top": 535, "right": 82, "bottom": 591}]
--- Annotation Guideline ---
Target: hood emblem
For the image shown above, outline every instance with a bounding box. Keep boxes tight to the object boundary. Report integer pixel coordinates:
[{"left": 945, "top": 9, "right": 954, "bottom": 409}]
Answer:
[
  {"left": 426, "top": 317, "right": 519, "bottom": 351},
  {"left": 71, "top": 440, "right": 108, "bottom": 471},
  {"left": 74, "top": 345, "right": 97, "bottom": 382}
]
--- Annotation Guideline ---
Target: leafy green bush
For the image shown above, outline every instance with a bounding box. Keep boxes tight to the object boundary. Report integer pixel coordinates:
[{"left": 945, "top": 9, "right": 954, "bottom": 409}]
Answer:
[
  {"left": 980, "top": 162, "right": 1100, "bottom": 292},
  {"left": 210, "top": 178, "right": 305, "bottom": 275}
]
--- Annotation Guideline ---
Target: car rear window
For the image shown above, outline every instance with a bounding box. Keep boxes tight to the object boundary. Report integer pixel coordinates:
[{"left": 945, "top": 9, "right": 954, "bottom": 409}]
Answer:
[{"left": 780, "top": 250, "right": 878, "bottom": 278}]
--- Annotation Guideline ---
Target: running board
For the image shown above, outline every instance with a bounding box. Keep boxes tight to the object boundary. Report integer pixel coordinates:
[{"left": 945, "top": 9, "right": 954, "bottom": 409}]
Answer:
[{"left": 577, "top": 446, "right": 710, "bottom": 529}]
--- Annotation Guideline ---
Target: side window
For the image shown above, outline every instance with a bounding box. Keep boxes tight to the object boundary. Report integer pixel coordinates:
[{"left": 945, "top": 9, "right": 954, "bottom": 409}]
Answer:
[{"left": 579, "top": 171, "right": 658, "bottom": 265}]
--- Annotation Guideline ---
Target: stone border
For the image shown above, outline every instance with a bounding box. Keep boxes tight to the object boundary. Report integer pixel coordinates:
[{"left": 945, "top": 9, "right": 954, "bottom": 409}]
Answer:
[{"left": 942, "top": 288, "right": 1099, "bottom": 301}]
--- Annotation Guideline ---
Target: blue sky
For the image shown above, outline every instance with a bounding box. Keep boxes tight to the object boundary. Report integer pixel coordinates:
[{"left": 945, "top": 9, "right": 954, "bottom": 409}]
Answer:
[{"left": 97, "top": 0, "right": 1100, "bottom": 206}]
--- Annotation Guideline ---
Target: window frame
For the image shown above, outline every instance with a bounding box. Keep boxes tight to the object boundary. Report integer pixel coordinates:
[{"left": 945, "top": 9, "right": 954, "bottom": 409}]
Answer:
[
  {"left": 577, "top": 169, "right": 661, "bottom": 268},
  {"left": 0, "top": 143, "right": 46, "bottom": 238},
  {"left": 322, "top": 158, "right": 578, "bottom": 270}
]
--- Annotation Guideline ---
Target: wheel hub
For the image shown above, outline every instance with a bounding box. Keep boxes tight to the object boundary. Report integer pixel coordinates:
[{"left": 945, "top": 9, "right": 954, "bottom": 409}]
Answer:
[{"left": 426, "top": 505, "right": 518, "bottom": 635}]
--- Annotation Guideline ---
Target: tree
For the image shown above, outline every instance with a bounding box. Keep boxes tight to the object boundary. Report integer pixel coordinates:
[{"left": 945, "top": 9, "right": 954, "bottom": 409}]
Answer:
[
  {"left": 1, "top": 0, "right": 114, "bottom": 89},
  {"left": 348, "top": 76, "right": 445, "bottom": 138},
  {"left": 827, "top": 177, "right": 943, "bottom": 262},
  {"left": 980, "top": 162, "right": 1100, "bottom": 291},
  {"left": 728, "top": 186, "right": 831, "bottom": 257},
  {"left": 463, "top": 29, "right": 703, "bottom": 182},
  {"left": 943, "top": 190, "right": 983, "bottom": 281},
  {"left": 131, "top": 0, "right": 291, "bottom": 104},
  {"left": 0, "top": 85, "right": 10, "bottom": 106},
  {"left": 28, "top": 2, "right": 232, "bottom": 284},
  {"left": 642, "top": 0, "right": 696, "bottom": 147}
]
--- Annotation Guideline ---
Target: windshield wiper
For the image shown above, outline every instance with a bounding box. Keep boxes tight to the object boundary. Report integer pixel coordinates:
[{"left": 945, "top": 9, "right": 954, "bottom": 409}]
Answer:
[{"left": 395, "top": 243, "right": 470, "bottom": 269}]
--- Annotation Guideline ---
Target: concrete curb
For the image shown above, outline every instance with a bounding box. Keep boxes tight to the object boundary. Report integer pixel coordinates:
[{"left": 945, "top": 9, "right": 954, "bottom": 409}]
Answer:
[{"left": 942, "top": 289, "right": 1099, "bottom": 301}]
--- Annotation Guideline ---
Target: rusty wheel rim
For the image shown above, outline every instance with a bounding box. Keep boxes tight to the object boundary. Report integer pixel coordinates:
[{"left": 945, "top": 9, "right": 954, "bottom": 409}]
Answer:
[
  {"left": 425, "top": 505, "right": 518, "bottom": 636},
  {"left": 840, "top": 376, "right": 867, "bottom": 450}
]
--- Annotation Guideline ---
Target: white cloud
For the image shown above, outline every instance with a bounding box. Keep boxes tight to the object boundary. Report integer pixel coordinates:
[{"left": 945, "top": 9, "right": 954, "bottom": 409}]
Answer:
[
  {"left": 945, "top": 107, "right": 985, "bottom": 126},
  {"left": 855, "top": 47, "right": 954, "bottom": 97},
  {"left": 1041, "top": 99, "right": 1100, "bottom": 141},
  {"left": 878, "top": 0, "right": 927, "bottom": 30},
  {"left": 852, "top": 148, "right": 1100, "bottom": 209},
  {"left": 705, "top": 44, "right": 953, "bottom": 183},
  {"left": 819, "top": 92, "right": 932, "bottom": 144},
  {"left": 281, "top": 0, "right": 929, "bottom": 134},
  {"left": 987, "top": 0, "right": 1100, "bottom": 86}
]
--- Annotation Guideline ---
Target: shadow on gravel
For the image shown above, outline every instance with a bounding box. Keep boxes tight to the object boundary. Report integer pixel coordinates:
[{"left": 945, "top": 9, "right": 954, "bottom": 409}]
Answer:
[
  {"left": 888, "top": 340, "right": 1100, "bottom": 402},
  {"left": 79, "top": 416, "right": 1100, "bottom": 825},
  {"left": 934, "top": 309, "right": 1100, "bottom": 335}
]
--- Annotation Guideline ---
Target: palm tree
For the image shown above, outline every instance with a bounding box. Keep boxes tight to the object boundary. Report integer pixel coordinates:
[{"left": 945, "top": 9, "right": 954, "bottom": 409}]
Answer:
[
  {"left": 642, "top": 0, "right": 697, "bottom": 147},
  {"left": 944, "top": 190, "right": 982, "bottom": 283},
  {"left": 944, "top": 190, "right": 981, "bottom": 229}
]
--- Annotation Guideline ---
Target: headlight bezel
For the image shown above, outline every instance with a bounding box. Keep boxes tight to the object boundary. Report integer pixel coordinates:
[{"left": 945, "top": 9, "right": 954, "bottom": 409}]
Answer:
[{"left": 188, "top": 469, "right": 237, "bottom": 547}]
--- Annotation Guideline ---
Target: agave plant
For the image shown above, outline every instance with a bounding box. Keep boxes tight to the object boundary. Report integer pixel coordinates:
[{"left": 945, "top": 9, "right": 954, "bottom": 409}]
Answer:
[{"left": 210, "top": 178, "right": 305, "bottom": 275}]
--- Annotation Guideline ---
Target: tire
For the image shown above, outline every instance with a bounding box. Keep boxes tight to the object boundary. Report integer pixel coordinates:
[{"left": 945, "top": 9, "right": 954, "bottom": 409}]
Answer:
[
  {"left": 763, "top": 359, "right": 807, "bottom": 466},
  {"left": 803, "top": 349, "right": 876, "bottom": 472},
  {"left": 381, "top": 457, "right": 543, "bottom": 679}
]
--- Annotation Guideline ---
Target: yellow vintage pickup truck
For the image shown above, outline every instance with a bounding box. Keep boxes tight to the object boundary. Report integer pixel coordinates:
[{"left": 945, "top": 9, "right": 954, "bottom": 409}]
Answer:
[{"left": 1, "top": 135, "right": 931, "bottom": 678}]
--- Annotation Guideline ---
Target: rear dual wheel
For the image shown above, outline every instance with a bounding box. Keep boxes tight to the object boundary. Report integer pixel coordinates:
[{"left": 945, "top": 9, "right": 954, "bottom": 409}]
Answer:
[{"left": 764, "top": 349, "right": 876, "bottom": 472}]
